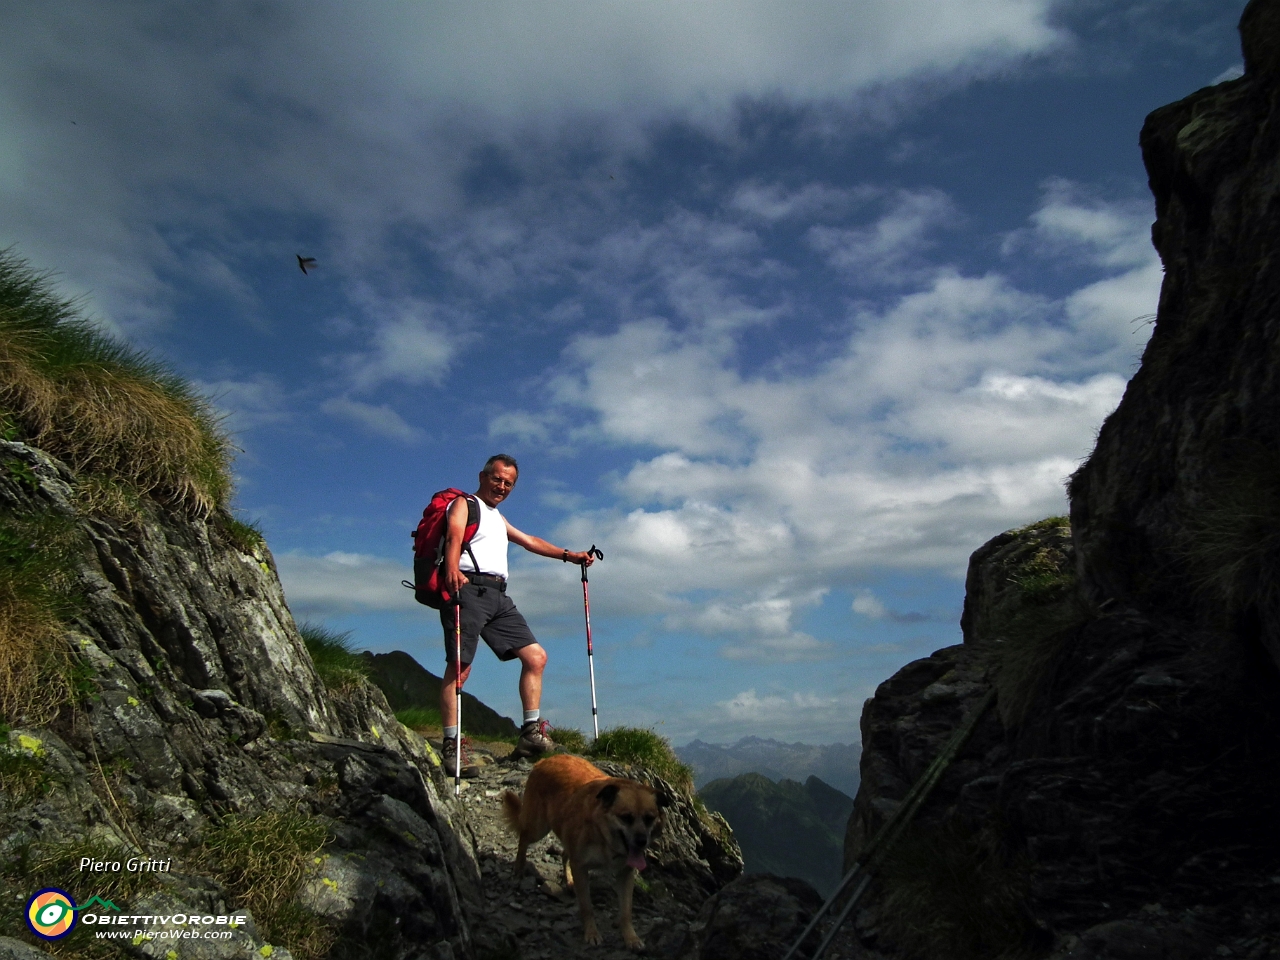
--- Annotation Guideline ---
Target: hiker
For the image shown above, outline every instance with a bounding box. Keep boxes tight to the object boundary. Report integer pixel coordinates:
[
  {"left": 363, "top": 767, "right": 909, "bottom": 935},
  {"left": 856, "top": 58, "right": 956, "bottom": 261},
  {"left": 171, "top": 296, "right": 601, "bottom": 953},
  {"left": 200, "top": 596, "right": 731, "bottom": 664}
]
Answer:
[{"left": 440, "top": 454, "right": 595, "bottom": 774}]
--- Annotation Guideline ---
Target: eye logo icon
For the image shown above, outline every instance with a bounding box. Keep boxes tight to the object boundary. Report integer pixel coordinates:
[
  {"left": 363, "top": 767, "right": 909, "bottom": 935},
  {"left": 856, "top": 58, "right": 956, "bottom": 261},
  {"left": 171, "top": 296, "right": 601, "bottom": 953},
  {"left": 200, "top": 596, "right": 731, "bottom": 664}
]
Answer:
[{"left": 26, "top": 888, "right": 77, "bottom": 940}]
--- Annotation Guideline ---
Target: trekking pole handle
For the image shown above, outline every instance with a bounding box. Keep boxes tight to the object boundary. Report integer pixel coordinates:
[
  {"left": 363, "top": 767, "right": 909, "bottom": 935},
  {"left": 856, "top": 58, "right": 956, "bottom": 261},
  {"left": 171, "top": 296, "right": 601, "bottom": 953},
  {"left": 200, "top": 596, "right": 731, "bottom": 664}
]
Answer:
[{"left": 581, "top": 544, "right": 603, "bottom": 582}]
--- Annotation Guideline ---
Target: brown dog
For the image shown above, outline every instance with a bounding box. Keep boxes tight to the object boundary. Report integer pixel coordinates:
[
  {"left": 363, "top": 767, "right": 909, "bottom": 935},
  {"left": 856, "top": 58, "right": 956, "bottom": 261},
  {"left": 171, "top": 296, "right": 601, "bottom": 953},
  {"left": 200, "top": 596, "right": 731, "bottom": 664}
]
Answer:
[{"left": 502, "top": 754, "right": 664, "bottom": 950}]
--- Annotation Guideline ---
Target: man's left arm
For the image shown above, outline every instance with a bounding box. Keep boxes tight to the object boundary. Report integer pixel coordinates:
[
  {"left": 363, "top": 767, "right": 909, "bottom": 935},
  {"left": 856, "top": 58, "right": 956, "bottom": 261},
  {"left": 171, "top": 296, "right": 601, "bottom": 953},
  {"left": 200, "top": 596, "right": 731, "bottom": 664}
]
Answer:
[{"left": 506, "top": 521, "right": 596, "bottom": 567}]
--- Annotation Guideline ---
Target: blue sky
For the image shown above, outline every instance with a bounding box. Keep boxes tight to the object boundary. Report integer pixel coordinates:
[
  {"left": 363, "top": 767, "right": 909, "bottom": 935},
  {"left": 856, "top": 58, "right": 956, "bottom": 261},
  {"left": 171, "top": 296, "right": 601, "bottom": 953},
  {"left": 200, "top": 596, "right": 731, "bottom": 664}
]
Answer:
[{"left": 1, "top": 0, "right": 1247, "bottom": 744}]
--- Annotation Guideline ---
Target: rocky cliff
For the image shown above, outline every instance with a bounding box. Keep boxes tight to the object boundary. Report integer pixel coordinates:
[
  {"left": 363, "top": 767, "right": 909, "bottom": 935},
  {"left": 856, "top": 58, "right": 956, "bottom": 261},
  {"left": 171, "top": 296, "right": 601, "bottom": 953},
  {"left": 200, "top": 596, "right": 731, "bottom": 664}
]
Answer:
[{"left": 844, "top": 2, "right": 1280, "bottom": 958}]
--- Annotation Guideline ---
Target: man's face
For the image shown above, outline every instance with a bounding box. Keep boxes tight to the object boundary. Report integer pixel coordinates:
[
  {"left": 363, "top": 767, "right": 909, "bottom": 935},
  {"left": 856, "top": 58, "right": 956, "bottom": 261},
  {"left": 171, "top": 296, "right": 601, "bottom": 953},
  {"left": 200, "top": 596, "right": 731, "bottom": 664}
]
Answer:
[{"left": 477, "top": 462, "right": 518, "bottom": 506}]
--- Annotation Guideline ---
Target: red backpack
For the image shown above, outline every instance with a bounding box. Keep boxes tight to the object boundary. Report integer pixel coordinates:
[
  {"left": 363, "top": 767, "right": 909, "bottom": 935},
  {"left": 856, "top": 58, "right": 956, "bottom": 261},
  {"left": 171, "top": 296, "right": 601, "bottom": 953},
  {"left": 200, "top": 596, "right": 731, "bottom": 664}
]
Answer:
[{"left": 405, "top": 488, "right": 480, "bottom": 608}]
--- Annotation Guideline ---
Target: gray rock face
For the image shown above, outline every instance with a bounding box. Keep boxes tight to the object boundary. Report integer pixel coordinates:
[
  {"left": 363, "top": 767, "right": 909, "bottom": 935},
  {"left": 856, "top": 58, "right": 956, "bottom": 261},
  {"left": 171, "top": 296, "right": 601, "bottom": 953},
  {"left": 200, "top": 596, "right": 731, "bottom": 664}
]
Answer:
[{"left": 0, "top": 439, "right": 481, "bottom": 958}]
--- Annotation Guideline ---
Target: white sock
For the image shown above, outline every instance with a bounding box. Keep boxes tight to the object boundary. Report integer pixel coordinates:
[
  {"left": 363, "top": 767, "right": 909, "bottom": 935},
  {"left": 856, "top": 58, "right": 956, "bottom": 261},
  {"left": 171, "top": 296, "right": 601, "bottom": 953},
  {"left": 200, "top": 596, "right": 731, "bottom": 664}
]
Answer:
[
  {"left": 523, "top": 710, "right": 540, "bottom": 725},
  {"left": 444, "top": 725, "right": 458, "bottom": 740}
]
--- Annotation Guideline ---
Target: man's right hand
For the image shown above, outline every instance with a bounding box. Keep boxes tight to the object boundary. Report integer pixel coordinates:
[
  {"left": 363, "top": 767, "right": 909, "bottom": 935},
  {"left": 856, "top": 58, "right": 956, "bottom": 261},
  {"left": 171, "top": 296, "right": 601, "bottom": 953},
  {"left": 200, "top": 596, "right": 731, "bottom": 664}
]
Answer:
[{"left": 445, "top": 567, "right": 469, "bottom": 597}]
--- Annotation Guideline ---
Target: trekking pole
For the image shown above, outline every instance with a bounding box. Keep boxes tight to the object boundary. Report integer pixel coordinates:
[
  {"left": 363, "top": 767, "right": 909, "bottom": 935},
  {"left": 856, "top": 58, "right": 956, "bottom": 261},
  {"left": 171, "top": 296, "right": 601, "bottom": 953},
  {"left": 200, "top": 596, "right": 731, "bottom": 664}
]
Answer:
[
  {"left": 453, "top": 599, "right": 463, "bottom": 797},
  {"left": 580, "top": 545, "right": 605, "bottom": 739}
]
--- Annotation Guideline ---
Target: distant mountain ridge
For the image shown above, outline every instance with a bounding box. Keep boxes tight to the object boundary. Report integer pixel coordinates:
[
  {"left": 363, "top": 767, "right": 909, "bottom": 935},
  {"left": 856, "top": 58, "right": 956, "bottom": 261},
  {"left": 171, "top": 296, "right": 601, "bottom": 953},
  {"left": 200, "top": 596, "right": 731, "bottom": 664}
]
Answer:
[
  {"left": 678, "top": 736, "right": 861, "bottom": 796},
  {"left": 699, "top": 773, "right": 855, "bottom": 896}
]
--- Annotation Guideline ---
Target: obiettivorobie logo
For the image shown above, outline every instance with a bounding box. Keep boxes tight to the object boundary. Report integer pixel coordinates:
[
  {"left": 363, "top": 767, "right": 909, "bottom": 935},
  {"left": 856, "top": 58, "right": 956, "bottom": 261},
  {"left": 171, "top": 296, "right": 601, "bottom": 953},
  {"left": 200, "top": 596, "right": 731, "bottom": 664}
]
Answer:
[{"left": 25, "top": 889, "right": 121, "bottom": 940}]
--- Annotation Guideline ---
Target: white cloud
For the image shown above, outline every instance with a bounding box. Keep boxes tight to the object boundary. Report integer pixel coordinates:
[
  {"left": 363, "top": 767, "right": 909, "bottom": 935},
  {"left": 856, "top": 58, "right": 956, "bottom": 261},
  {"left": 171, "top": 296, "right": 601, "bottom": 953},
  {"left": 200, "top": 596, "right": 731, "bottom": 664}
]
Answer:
[
  {"left": 808, "top": 188, "right": 957, "bottom": 283},
  {"left": 276, "top": 550, "right": 416, "bottom": 616},
  {"left": 729, "top": 181, "right": 868, "bottom": 222},
  {"left": 198, "top": 375, "right": 292, "bottom": 433},
  {"left": 0, "top": 1, "right": 1064, "bottom": 334},
  {"left": 513, "top": 188, "right": 1159, "bottom": 642},
  {"left": 320, "top": 397, "right": 420, "bottom": 443},
  {"left": 666, "top": 685, "right": 873, "bottom": 742},
  {"left": 852, "top": 590, "right": 889, "bottom": 619},
  {"left": 1007, "top": 178, "right": 1155, "bottom": 270},
  {"left": 1212, "top": 64, "right": 1244, "bottom": 85},
  {"left": 342, "top": 290, "right": 463, "bottom": 391}
]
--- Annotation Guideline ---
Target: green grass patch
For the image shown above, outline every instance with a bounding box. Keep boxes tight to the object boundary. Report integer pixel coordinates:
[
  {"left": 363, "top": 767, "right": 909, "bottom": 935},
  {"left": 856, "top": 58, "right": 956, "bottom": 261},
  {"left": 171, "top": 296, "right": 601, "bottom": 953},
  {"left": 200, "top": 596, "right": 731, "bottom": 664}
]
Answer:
[
  {"left": 299, "top": 622, "right": 369, "bottom": 693},
  {"left": 219, "top": 514, "right": 265, "bottom": 555},
  {"left": 201, "top": 809, "right": 335, "bottom": 960},
  {"left": 0, "top": 509, "right": 88, "bottom": 724},
  {"left": 590, "top": 726, "right": 694, "bottom": 793},
  {"left": 0, "top": 745, "right": 53, "bottom": 807},
  {"left": 0, "top": 249, "right": 232, "bottom": 515},
  {"left": 549, "top": 725, "right": 588, "bottom": 754},
  {"left": 395, "top": 706, "right": 443, "bottom": 731}
]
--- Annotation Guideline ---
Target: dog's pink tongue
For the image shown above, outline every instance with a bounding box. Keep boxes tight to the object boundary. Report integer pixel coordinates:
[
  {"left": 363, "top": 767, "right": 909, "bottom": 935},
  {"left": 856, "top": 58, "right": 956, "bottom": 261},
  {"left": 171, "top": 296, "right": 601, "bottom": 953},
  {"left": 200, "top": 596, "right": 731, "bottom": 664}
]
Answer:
[{"left": 626, "top": 851, "right": 647, "bottom": 871}]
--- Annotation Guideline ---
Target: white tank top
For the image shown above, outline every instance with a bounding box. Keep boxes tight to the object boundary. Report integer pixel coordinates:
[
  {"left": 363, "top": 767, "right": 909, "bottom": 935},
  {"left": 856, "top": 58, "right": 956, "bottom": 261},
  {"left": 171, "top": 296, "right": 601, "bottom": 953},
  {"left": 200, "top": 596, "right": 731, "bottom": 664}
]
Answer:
[{"left": 460, "top": 497, "right": 509, "bottom": 578}]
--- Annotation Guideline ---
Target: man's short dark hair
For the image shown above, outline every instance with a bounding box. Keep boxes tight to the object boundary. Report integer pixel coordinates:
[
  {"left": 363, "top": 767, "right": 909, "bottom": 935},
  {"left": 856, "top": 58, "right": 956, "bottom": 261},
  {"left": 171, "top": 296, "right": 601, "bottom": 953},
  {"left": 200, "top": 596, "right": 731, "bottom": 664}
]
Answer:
[{"left": 483, "top": 454, "right": 519, "bottom": 476}]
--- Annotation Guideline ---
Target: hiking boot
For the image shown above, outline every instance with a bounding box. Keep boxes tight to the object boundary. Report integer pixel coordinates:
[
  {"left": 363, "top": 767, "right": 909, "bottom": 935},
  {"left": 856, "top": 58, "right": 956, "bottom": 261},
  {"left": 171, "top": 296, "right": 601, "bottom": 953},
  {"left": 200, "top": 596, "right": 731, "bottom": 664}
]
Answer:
[
  {"left": 514, "top": 719, "right": 559, "bottom": 758},
  {"left": 441, "top": 736, "right": 481, "bottom": 778}
]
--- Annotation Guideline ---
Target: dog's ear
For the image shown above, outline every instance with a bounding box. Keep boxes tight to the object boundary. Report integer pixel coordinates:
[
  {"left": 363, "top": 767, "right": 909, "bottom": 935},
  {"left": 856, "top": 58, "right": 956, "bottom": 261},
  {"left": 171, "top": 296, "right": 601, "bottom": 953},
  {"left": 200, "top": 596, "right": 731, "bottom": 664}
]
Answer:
[
  {"left": 655, "top": 790, "right": 671, "bottom": 809},
  {"left": 597, "top": 783, "right": 620, "bottom": 808}
]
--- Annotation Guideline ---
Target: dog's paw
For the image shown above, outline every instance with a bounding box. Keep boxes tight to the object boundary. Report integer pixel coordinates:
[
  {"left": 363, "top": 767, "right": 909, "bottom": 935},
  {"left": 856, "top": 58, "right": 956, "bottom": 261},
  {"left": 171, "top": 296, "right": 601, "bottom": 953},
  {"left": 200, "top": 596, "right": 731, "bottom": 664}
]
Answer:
[
  {"left": 582, "top": 923, "right": 603, "bottom": 946},
  {"left": 623, "top": 931, "right": 645, "bottom": 951}
]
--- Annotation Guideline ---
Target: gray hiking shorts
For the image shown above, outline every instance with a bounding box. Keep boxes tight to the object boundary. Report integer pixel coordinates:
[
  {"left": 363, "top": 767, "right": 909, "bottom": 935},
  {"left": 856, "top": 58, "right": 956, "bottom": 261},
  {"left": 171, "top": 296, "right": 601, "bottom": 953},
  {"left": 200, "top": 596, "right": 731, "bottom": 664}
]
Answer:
[{"left": 439, "top": 577, "right": 537, "bottom": 666}]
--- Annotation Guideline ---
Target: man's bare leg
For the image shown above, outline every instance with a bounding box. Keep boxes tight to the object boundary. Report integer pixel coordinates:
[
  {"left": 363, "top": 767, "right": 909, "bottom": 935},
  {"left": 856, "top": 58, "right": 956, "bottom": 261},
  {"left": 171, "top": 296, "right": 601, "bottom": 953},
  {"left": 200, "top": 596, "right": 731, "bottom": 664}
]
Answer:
[
  {"left": 440, "top": 660, "right": 473, "bottom": 727},
  {"left": 514, "top": 643, "right": 547, "bottom": 713}
]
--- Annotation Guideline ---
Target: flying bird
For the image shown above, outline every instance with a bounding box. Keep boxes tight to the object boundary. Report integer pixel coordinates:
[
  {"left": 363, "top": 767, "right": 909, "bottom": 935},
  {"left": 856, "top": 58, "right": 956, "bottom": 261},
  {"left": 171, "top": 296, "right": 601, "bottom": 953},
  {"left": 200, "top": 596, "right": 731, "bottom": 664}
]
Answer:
[{"left": 297, "top": 255, "right": 317, "bottom": 275}]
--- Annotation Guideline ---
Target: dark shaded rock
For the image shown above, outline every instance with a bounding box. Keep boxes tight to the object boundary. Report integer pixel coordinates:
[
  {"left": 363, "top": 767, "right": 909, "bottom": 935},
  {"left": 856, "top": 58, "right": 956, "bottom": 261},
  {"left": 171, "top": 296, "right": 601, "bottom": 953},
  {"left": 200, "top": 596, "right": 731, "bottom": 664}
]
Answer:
[
  {"left": 690, "top": 874, "right": 823, "bottom": 960},
  {"left": 1068, "top": 0, "right": 1280, "bottom": 674}
]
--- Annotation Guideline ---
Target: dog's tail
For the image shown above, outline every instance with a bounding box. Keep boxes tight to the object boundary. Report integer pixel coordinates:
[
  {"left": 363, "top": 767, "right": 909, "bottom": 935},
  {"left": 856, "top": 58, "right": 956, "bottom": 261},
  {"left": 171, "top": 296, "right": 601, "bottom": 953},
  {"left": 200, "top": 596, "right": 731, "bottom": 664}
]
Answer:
[{"left": 501, "top": 789, "right": 522, "bottom": 833}]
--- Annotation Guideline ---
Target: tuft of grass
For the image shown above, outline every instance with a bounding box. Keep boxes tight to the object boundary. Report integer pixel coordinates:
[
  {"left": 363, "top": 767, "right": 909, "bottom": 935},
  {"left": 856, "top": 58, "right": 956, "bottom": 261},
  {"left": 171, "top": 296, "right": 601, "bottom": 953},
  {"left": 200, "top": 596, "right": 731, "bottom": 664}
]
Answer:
[
  {"left": 219, "top": 514, "right": 265, "bottom": 555},
  {"left": 71, "top": 474, "right": 144, "bottom": 527},
  {"left": 395, "top": 706, "right": 443, "bottom": 731},
  {"left": 0, "top": 249, "right": 233, "bottom": 516},
  {"left": 550, "top": 725, "right": 588, "bottom": 754},
  {"left": 299, "top": 622, "right": 369, "bottom": 693},
  {"left": 876, "top": 822, "right": 1045, "bottom": 960},
  {"left": 981, "top": 516, "right": 1089, "bottom": 730},
  {"left": 590, "top": 727, "right": 694, "bottom": 793},
  {"left": 1178, "top": 443, "right": 1280, "bottom": 615},
  {"left": 201, "top": 808, "right": 334, "bottom": 960},
  {"left": 0, "top": 744, "right": 54, "bottom": 808},
  {"left": 0, "top": 510, "right": 86, "bottom": 725}
]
